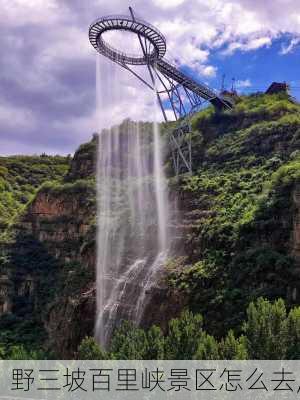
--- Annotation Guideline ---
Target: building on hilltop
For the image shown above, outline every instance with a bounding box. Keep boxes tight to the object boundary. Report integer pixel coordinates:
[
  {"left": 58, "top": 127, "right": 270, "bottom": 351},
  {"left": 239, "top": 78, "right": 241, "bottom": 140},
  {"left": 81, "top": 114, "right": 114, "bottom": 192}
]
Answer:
[{"left": 265, "top": 82, "right": 289, "bottom": 95}]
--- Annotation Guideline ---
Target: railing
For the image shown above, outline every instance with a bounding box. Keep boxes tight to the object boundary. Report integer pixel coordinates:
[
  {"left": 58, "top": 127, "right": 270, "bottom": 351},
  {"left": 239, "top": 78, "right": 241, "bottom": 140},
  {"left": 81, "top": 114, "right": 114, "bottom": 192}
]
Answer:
[
  {"left": 96, "top": 35, "right": 159, "bottom": 62},
  {"left": 156, "top": 58, "right": 218, "bottom": 99},
  {"left": 89, "top": 14, "right": 166, "bottom": 44},
  {"left": 89, "top": 13, "right": 232, "bottom": 109}
]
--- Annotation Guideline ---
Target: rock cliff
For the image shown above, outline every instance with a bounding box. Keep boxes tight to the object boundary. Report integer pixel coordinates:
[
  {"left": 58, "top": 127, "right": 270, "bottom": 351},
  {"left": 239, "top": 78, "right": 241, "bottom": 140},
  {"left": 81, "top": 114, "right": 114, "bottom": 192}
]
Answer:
[{"left": 0, "top": 93, "right": 300, "bottom": 356}]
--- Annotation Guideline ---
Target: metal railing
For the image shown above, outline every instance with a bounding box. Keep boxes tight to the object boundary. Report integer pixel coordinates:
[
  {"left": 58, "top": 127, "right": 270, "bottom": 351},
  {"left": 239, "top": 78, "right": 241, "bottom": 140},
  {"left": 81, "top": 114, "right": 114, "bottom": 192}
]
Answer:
[
  {"left": 89, "top": 11, "right": 232, "bottom": 109},
  {"left": 96, "top": 36, "right": 158, "bottom": 62},
  {"left": 89, "top": 14, "right": 166, "bottom": 44}
]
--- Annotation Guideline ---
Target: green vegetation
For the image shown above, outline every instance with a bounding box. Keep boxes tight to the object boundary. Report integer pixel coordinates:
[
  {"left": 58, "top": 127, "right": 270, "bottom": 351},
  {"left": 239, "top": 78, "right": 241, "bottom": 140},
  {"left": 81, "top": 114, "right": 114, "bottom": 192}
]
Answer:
[
  {"left": 0, "top": 229, "right": 95, "bottom": 357},
  {"left": 78, "top": 297, "right": 300, "bottom": 360},
  {"left": 1, "top": 92, "right": 300, "bottom": 359},
  {"left": 0, "top": 153, "right": 77, "bottom": 356},
  {"left": 0, "top": 155, "right": 69, "bottom": 227},
  {"left": 0, "top": 233, "right": 63, "bottom": 355},
  {"left": 78, "top": 337, "right": 107, "bottom": 359},
  {"left": 167, "top": 92, "right": 300, "bottom": 336}
]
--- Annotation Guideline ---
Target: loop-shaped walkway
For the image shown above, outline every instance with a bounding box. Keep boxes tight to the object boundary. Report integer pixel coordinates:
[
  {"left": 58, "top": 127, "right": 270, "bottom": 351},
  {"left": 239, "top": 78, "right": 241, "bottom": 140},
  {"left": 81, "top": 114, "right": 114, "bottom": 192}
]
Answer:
[
  {"left": 89, "top": 8, "right": 234, "bottom": 174},
  {"left": 89, "top": 15, "right": 167, "bottom": 65},
  {"left": 89, "top": 12, "right": 232, "bottom": 110}
]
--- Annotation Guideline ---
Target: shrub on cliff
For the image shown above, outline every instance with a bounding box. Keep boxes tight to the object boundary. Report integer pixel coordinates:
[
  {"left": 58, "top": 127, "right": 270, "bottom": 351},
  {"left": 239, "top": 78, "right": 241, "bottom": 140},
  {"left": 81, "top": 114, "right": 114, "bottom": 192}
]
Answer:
[{"left": 78, "top": 337, "right": 107, "bottom": 360}]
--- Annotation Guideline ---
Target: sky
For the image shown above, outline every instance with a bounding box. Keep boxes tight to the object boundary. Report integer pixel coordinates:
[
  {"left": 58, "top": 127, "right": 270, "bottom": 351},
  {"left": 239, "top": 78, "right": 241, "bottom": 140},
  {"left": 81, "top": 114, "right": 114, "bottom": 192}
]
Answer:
[{"left": 0, "top": 0, "right": 300, "bottom": 155}]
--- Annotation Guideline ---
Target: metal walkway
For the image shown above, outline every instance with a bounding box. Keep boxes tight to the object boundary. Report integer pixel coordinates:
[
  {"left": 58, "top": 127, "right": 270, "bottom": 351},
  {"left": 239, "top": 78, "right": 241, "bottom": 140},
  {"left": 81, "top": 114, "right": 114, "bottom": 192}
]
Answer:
[
  {"left": 156, "top": 59, "right": 232, "bottom": 109},
  {"left": 89, "top": 7, "right": 234, "bottom": 174}
]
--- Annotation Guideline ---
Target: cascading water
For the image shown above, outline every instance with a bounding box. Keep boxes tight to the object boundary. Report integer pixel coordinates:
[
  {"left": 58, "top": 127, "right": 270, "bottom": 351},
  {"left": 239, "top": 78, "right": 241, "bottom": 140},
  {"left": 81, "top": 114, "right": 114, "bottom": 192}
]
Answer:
[{"left": 95, "top": 55, "right": 170, "bottom": 348}]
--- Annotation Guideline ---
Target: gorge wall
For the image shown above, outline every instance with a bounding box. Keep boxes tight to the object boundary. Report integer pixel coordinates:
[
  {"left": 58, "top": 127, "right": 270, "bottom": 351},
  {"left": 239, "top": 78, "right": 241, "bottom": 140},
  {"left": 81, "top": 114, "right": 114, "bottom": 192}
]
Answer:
[{"left": 0, "top": 92, "right": 300, "bottom": 356}]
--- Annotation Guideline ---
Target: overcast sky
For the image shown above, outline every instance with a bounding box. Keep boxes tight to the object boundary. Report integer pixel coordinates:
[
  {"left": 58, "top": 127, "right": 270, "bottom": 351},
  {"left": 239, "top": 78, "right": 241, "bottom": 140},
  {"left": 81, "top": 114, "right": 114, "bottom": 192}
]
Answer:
[{"left": 0, "top": 0, "right": 300, "bottom": 155}]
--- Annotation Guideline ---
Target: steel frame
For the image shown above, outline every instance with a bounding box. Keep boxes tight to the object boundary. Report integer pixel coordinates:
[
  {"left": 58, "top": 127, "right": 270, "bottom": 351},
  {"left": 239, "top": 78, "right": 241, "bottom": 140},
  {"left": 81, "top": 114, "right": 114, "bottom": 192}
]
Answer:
[{"left": 89, "top": 7, "right": 233, "bottom": 175}]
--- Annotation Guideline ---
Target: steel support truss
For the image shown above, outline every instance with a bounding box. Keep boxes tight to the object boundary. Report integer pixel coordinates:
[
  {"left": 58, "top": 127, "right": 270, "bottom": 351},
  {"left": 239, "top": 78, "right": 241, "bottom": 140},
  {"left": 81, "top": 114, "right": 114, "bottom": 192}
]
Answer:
[{"left": 89, "top": 7, "right": 233, "bottom": 175}]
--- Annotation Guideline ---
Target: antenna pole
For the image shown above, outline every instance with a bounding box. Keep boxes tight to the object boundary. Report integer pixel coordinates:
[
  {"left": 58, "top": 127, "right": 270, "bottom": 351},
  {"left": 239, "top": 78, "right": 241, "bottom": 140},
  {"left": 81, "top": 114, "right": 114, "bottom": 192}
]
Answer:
[
  {"left": 129, "top": 7, "right": 135, "bottom": 21},
  {"left": 231, "top": 77, "right": 236, "bottom": 93},
  {"left": 221, "top": 73, "right": 225, "bottom": 92}
]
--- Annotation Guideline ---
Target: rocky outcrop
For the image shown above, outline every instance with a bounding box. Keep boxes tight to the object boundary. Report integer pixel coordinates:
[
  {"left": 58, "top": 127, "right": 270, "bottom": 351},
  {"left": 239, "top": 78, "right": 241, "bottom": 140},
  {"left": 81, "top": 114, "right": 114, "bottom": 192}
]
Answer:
[
  {"left": 1, "top": 93, "right": 300, "bottom": 355},
  {"left": 21, "top": 189, "right": 95, "bottom": 262},
  {"left": 66, "top": 137, "right": 97, "bottom": 181},
  {"left": 46, "top": 286, "right": 96, "bottom": 358},
  {"left": 21, "top": 183, "right": 97, "bottom": 356},
  {"left": 0, "top": 140, "right": 98, "bottom": 356},
  {"left": 292, "top": 184, "right": 300, "bottom": 269}
]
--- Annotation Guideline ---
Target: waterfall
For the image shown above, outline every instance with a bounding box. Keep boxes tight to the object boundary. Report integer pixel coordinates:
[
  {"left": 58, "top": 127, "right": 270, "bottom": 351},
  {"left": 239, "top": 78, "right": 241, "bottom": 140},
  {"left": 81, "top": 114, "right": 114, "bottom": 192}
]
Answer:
[{"left": 95, "top": 55, "right": 170, "bottom": 348}]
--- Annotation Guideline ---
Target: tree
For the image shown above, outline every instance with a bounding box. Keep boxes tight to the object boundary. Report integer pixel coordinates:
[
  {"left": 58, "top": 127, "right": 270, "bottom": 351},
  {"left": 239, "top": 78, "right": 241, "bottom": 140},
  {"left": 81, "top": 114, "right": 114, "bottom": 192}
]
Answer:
[
  {"left": 194, "top": 333, "right": 220, "bottom": 359},
  {"left": 78, "top": 337, "right": 107, "bottom": 360},
  {"left": 164, "top": 310, "right": 203, "bottom": 359},
  {"left": 7, "top": 345, "right": 41, "bottom": 360},
  {"left": 109, "top": 321, "right": 148, "bottom": 359},
  {"left": 219, "top": 330, "right": 248, "bottom": 360},
  {"left": 286, "top": 307, "right": 300, "bottom": 359},
  {"left": 147, "top": 325, "right": 165, "bottom": 359},
  {"left": 243, "top": 297, "right": 287, "bottom": 359}
]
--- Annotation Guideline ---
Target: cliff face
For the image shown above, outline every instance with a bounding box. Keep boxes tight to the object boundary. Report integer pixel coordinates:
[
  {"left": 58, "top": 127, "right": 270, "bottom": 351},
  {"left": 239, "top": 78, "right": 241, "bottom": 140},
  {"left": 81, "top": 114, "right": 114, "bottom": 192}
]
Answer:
[
  {"left": 0, "top": 155, "right": 69, "bottom": 228},
  {"left": 164, "top": 93, "right": 300, "bottom": 335},
  {"left": 0, "top": 93, "right": 300, "bottom": 356},
  {"left": 66, "top": 137, "right": 97, "bottom": 181},
  {"left": 21, "top": 184, "right": 96, "bottom": 357},
  {"left": 22, "top": 144, "right": 97, "bottom": 357},
  {"left": 0, "top": 140, "right": 97, "bottom": 357},
  {"left": 292, "top": 184, "right": 300, "bottom": 270},
  {"left": 23, "top": 190, "right": 94, "bottom": 259}
]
